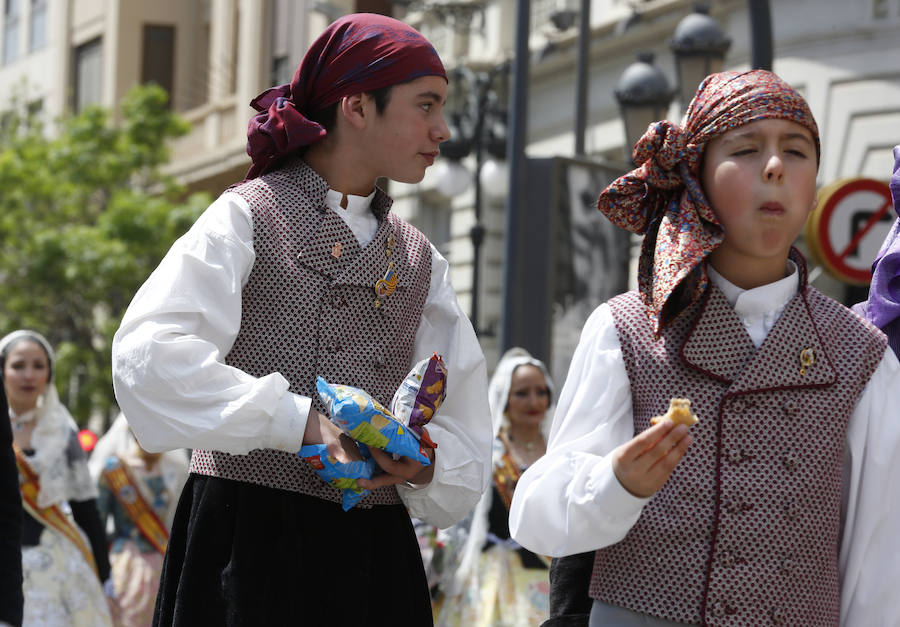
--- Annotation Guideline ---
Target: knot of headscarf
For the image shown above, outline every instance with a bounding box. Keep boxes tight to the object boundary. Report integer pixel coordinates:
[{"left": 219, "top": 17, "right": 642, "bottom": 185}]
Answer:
[
  {"left": 632, "top": 121, "right": 700, "bottom": 191},
  {"left": 245, "top": 13, "right": 446, "bottom": 179},
  {"left": 597, "top": 69, "right": 820, "bottom": 333},
  {"left": 247, "top": 85, "right": 326, "bottom": 177}
]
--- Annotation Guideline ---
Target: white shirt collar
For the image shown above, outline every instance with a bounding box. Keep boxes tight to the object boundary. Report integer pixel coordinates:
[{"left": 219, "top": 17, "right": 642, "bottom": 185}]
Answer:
[
  {"left": 707, "top": 260, "right": 799, "bottom": 317},
  {"left": 706, "top": 261, "right": 800, "bottom": 348},
  {"left": 324, "top": 188, "right": 376, "bottom": 217}
]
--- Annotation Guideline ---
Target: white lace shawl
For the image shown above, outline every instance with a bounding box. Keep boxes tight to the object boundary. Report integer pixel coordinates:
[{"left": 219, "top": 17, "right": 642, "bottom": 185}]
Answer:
[
  {"left": 3, "top": 330, "right": 98, "bottom": 508},
  {"left": 436, "top": 348, "right": 555, "bottom": 607}
]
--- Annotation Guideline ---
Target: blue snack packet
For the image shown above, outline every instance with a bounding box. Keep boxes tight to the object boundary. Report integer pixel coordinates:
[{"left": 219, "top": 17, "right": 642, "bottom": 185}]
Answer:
[
  {"left": 298, "top": 443, "right": 377, "bottom": 511},
  {"left": 316, "top": 376, "right": 431, "bottom": 466}
]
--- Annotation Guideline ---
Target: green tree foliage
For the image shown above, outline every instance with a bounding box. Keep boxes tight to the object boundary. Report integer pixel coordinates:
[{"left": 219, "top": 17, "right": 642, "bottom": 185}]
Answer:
[{"left": 0, "top": 84, "right": 210, "bottom": 424}]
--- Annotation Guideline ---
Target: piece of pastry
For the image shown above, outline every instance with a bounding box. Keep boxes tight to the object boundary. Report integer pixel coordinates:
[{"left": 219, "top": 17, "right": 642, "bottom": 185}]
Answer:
[{"left": 650, "top": 398, "right": 699, "bottom": 426}]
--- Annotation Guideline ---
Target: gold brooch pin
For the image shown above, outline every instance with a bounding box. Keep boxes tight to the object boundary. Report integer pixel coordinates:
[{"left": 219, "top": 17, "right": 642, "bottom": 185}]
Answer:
[
  {"left": 374, "top": 261, "right": 397, "bottom": 303},
  {"left": 374, "top": 233, "right": 398, "bottom": 308},
  {"left": 331, "top": 242, "right": 342, "bottom": 258},
  {"left": 799, "top": 347, "right": 815, "bottom": 376}
]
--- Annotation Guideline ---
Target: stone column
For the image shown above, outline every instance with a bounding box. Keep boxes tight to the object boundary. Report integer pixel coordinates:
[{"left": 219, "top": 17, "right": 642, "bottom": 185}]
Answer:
[
  {"left": 234, "top": 0, "right": 266, "bottom": 137},
  {"left": 209, "top": 0, "right": 236, "bottom": 101}
]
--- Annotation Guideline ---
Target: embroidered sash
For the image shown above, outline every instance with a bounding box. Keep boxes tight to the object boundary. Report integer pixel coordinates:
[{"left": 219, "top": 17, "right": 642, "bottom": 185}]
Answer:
[
  {"left": 102, "top": 456, "right": 169, "bottom": 555},
  {"left": 493, "top": 448, "right": 522, "bottom": 512},
  {"left": 493, "top": 445, "right": 552, "bottom": 567},
  {"left": 14, "top": 445, "right": 98, "bottom": 575}
]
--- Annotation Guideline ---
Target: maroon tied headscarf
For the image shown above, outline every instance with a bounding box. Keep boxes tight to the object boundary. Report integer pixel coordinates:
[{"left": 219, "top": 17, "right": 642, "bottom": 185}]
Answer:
[
  {"left": 246, "top": 13, "right": 447, "bottom": 179},
  {"left": 597, "top": 70, "right": 820, "bottom": 333}
]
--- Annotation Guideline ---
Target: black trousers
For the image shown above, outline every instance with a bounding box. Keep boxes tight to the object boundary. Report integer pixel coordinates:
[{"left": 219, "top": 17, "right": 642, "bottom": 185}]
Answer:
[
  {"left": 541, "top": 552, "right": 595, "bottom": 627},
  {"left": 154, "top": 474, "right": 433, "bottom": 627}
]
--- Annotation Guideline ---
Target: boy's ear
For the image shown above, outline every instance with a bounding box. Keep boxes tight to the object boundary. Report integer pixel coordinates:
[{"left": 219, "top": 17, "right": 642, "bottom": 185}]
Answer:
[{"left": 340, "top": 94, "right": 370, "bottom": 130}]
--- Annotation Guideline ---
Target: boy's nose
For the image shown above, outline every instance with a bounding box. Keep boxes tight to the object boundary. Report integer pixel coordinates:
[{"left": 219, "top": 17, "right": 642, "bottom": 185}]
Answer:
[
  {"left": 434, "top": 115, "right": 450, "bottom": 143},
  {"left": 763, "top": 154, "right": 784, "bottom": 182}
]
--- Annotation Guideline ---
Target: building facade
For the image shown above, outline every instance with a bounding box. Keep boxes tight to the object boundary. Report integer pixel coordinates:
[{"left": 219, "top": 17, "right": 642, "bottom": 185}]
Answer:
[
  {"left": 2, "top": 0, "right": 899, "bottom": 378},
  {"left": 398, "top": 0, "right": 900, "bottom": 376}
]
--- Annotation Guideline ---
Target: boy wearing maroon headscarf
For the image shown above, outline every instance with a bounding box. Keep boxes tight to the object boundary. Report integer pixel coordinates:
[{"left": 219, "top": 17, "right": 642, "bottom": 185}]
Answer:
[
  {"left": 510, "top": 71, "right": 900, "bottom": 626},
  {"left": 113, "top": 14, "right": 492, "bottom": 625}
]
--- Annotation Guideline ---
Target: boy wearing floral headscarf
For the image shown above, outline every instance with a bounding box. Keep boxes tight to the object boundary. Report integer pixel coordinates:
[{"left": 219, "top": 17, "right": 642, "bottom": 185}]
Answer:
[
  {"left": 112, "top": 13, "right": 491, "bottom": 626},
  {"left": 510, "top": 70, "right": 900, "bottom": 626}
]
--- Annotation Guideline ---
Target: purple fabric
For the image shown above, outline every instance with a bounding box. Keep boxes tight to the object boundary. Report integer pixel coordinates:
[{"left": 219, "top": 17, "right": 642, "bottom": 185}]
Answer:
[
  {"left": 855, "top": 145, "right": 900, "bottom": 356},
  {"left": 246, "top": 13, "right": 446, "bottom": 179}
]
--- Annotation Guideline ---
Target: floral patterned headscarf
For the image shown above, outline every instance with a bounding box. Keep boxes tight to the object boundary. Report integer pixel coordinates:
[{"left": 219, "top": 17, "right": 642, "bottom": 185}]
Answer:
[{"left": 597, "top": 70, "right": 820, "bottom": 333}]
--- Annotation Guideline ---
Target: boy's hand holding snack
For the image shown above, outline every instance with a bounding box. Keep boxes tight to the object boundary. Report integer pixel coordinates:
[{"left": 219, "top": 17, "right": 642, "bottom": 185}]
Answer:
[
  {"left": 302, "top": 357, "right": 449, "bottom": 507},
  {"left": 613, "top": 399, "right": 697, "bottom": 498},
  {"left": 299, "top": 442, "right": 377, "bottom": 511},
  {"left": 316, "top": 377, "right": 431, "bottom": 464}
]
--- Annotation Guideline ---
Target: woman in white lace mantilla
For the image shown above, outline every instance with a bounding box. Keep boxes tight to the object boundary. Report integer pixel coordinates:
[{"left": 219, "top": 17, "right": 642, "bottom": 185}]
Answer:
[
  {"left": 1, "top": 330, "right": 113, "bottom": 627},
  {"left": 432, "top": 348, "right": 554, "bottom": 626}
]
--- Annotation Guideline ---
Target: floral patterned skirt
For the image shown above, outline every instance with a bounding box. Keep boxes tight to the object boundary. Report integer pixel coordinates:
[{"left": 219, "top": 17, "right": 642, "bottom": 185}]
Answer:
[
  {"left": 110, "top": 541, "right": 164, "bottom": 627},
  {"left": 434, "top": 544, "right": 550, "bottom": 627},
  {"left": 22, "top": 528, "right": 113, "bottom": 627}
]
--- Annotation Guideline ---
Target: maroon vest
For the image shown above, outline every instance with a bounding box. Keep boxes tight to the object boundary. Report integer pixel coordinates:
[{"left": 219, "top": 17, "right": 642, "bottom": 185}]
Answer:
[
  {"left": 190, "top": 159, "right": 432, "bottom": 507},
  {"left": 591, "top": 255, "right": 886, "bottom": 626}
]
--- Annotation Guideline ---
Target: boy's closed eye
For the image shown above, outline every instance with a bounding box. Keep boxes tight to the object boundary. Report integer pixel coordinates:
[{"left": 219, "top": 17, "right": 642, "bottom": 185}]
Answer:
[{"left": 784, "top": 143, "right": 813, "bottom": 158}]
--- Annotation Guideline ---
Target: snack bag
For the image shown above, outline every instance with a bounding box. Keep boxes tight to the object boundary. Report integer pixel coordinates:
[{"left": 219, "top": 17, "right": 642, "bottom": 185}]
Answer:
[
  {"left": 390, "top": 353, "right": 447, "bottom": 450},
  {"left": 298, "top": 443, "right": 377, "bottom": 511},
  {"left": 316, "top": 377, "right": 431, "bottom": 465}
]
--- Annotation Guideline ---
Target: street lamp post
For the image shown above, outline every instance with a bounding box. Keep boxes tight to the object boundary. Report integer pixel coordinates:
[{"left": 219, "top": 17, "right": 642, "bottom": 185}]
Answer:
[
  {"left": 614, "top": 52, "right": 674, "bottom": 163},
  {"left": 615, "top": 4, "right": 730, "bottom": 159},
  {"left": 748, "top": 0, "right": 773, "bottom": 70},
  {"left": 434, "top": 63, "right": 509, "bottom": 336},
  {"left": 670, "top": 2, "right": 732, "bottom": 109}
]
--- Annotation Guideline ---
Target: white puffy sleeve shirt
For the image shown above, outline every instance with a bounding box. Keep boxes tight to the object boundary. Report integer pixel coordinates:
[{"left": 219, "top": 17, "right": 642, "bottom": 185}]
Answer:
[
  {"left": 112, "top": 191, "right": 492, "bottom": 529},
  {"left": 509, "top": 265, "right": 900, "bottom": 627}
]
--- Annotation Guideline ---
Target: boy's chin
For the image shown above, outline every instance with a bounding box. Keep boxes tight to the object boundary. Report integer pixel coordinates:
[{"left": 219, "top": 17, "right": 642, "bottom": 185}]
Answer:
[{"left": 390, "top": 171, "right": 428, "bottom": 185}]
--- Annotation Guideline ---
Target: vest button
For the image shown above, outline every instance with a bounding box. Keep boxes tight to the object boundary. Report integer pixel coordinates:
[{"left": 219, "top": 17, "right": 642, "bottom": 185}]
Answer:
[
  {"left": 721, "top": 549, "right": 737, "bottom": 567},
  {"left": 711, "top": 601, "right": 736, "bottom": 617},
  {"left": 725, "top": 500, "right": 747, "bottom": 515},
  {"left": 785, "top": 498, "right": 800, "bottom": 520},
  {"left": 781, "top": 557, "right": 795, "bottom": 574},
  {"left": 731, "top": 398, "right": 746, "bottom": 413}
]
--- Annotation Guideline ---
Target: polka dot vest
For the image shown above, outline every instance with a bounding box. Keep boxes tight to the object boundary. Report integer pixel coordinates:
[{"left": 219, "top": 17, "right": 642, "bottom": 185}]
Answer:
[
  {"left": 592, "top": 252, "right": 886, "bottom": 626},
  {"left": 190, "top": 159, "right": 432, "bottom": 508}
]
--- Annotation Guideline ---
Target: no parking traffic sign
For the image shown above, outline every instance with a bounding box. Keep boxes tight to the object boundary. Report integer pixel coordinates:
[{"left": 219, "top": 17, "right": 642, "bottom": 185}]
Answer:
[{"left": 805, "top": 178, "right": 895, "bottom": 285}]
